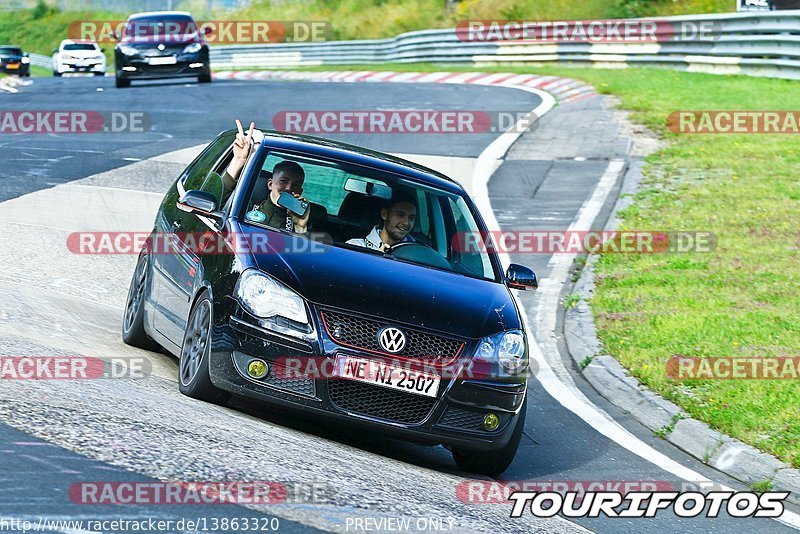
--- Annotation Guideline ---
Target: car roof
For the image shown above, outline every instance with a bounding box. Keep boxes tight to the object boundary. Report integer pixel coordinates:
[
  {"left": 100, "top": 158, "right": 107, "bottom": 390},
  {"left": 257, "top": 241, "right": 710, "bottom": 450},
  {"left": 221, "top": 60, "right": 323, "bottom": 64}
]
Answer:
[
  {"left": 60, "top": 39, "right": 98, "bottom": 45},
  {"left": 128, "top": 11, "right": 194, "bottom": 20},
  {"left": 225, "top": 129, "right": 466, "bottom": 194}
]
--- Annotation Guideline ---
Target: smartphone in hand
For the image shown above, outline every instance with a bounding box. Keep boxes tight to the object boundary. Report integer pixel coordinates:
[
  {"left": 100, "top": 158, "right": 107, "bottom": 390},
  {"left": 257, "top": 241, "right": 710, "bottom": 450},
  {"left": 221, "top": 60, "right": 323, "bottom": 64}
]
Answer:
[{"left": 277, "top": 191, "right": 310, "bottom": 217}]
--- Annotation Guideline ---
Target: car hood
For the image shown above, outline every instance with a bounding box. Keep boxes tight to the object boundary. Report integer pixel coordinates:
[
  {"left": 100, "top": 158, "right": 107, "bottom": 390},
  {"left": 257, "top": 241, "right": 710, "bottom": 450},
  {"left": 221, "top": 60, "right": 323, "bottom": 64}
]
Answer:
[{"left": 247, "top": 232, "right": 521, "bottom": 339}]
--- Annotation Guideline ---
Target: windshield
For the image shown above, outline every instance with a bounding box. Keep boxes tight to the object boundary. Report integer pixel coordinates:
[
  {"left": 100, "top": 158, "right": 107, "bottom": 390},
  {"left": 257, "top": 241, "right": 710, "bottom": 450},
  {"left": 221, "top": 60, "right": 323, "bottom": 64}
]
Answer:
[
  {"left": 124, "top": 15, "right": 197, "bottom": 38},
  {"left": 240, "top": 150, "right": 498, "bottom": 281},
  {"left": 64, "top": 43, "right": 98, "bottom": 51},
  {"left": 0, "top": 47, "right": 22, "bottom": 55}
]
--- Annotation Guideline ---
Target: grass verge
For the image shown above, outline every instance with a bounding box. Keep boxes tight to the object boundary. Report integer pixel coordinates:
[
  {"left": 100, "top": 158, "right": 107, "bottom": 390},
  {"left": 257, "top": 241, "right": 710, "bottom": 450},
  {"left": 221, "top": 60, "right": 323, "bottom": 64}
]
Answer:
[
  {"left": 255, "top": 62, "right": 800, "bottom": 466},
  {"left": 0, "top": 7, "right": 118, "bottom": 66},
  {"left": 233, "top": 0, "right": 733, "bottom": 40}
]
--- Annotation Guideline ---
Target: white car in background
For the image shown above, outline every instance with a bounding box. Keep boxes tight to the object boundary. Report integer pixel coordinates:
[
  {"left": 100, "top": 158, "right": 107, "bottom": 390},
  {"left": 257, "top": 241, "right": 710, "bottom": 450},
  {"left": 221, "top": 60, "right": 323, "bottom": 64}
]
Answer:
[{"left": 52, "top": 39, "right": 106, "bottom": 76}]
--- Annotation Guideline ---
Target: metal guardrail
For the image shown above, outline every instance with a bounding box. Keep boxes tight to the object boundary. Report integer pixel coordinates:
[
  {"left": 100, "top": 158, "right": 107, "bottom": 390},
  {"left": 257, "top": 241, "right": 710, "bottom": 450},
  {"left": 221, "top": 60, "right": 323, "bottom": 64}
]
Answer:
[
  {"left": 209, "top": 11, "right": 800, "bottom": 80},
  {"left": 28, "top": 53, "right": 51, "bottom": 70},
  {"left": 21, "top": 12, "right": 800, "bottom": 81}
]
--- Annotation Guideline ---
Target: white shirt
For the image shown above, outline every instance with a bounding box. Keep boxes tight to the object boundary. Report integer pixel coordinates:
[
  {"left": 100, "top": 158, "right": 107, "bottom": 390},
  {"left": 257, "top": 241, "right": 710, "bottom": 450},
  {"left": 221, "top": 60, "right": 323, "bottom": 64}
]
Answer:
[
  {"left": 346, "top": 225, "right": 415, "bottom": 250},
  {"left": 346, "top": 225, "right": 385, "bottom": 250}
]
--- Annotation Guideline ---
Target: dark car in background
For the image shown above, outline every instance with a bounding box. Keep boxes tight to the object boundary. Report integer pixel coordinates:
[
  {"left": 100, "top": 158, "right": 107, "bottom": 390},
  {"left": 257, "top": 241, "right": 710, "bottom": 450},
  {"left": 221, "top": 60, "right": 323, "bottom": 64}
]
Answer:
[
  {"left": 0, "top": 46, "right": 30, "bottom": 77},
  {"left": 121, "top": 130, "right": 539, "bottom": 475},
  {"left": 114, "top": 11, "right": 211, "bottom": 88}
]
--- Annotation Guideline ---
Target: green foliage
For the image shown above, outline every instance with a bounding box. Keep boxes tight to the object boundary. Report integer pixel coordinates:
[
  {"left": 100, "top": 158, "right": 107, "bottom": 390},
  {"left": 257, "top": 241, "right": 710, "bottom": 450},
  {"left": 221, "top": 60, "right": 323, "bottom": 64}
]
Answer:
[
  {"left": 0, "top": 8, "right": 118, "bottom": 65},
  {"left": 31, "top": 0, "right": 56, "bottom": 20},
  {"left": 750, "top": 479, "right": 774, "bottom": 493},
  {"left": 564, "top": 294, "right": 582, "bottom": 309}
]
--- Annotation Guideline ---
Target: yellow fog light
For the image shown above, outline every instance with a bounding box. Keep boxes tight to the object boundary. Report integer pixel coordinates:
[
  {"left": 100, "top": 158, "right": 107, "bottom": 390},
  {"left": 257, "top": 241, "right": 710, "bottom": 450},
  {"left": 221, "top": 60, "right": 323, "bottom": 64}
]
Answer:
[
  {"left": 247, "top": 359, "right": 269, "bottom": 379},
  {"left": 483, "top": 413, "right": 500, "bottom": 431}
]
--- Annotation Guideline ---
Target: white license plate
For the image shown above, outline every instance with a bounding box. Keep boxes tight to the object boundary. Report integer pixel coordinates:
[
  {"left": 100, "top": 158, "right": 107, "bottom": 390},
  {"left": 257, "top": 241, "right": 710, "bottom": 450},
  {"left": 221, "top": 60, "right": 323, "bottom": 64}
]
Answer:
[
  {"left": 148, "top": 56, "right": 177, "bottom": 65},
  {"left": 334, "top": 355, "right": 440, "bottom": 398}
]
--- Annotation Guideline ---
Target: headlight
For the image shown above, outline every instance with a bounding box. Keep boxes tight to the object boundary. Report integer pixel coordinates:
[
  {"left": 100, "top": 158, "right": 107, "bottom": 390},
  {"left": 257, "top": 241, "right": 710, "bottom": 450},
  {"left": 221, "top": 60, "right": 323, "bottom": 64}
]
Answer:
[
  {"left": 183, "top": 43, "right": 202, "bottom": 54},
  {"left": 21, "top": 57, "right": 30, "bottom": 64},
  {"left": 236, "top": 269, "right": 308, "bottom": 324},
  {"left": 473, "top": 330, "right": 527, "bottom": 375},
  {"left": 118, "top": 45, "right": 139, "bottom": 56}
]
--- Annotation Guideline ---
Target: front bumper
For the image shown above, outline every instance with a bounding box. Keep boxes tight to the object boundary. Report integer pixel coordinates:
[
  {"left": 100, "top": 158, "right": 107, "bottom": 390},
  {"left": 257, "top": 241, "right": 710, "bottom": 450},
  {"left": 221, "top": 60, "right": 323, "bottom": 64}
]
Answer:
[
  {"left": 0, "top": 63, "right": 27, "bottom": 75},
  {"left": 58, "top": 61, "right": 105, "bottom": 74},
  {"left": 208, "top": 307, "right": 527, "bottom": 452},
  {"left": 116, "top": 53, "right": 209, "bottom": 80}
]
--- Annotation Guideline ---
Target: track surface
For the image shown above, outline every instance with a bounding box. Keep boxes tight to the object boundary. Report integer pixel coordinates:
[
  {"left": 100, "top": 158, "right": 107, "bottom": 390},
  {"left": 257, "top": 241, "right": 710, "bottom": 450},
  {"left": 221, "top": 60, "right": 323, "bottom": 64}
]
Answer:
[{"left": 0, "top": 76, "right": 796, "bottom": 533}]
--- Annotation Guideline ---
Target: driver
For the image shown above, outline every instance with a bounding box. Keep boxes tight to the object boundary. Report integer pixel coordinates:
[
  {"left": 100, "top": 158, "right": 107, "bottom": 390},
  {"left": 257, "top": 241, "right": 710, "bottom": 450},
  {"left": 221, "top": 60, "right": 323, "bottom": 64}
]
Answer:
[
  {"left": 222, "top": 120, "right": 311, "bottom": 233},
  {"left": 346, "top": 192, "right": 417, "bottom": 251}
]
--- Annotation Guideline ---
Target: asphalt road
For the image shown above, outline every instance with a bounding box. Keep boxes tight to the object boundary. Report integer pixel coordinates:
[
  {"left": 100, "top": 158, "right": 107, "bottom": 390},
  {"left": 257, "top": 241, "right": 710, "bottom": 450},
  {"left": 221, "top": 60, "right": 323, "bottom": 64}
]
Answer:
[
  {"left": 0, "top": 75, "right": 797, "bottom": 533},
  {"left": 0, "top": 76, "right": 535, "bottom": 202}
]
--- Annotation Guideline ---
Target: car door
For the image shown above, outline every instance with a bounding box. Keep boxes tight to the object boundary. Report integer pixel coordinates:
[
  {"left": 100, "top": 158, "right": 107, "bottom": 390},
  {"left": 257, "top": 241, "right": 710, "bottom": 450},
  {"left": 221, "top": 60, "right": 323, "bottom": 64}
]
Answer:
[{"left": 152, "top": 132, "right": 234, "bottom": 344}]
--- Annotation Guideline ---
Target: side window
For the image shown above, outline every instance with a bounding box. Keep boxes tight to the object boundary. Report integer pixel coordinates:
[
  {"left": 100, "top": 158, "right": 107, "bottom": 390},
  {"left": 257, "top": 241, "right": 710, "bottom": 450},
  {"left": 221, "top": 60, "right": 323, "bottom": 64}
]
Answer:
[
  {"left": 445, "top": 197, "right": 494, "bottom": 279},
  {"left": 181, "top": 132, "right": 234, "bottom": 205},
  {"left": 181, "top": 134, "right": 233, "bottom": 191}
]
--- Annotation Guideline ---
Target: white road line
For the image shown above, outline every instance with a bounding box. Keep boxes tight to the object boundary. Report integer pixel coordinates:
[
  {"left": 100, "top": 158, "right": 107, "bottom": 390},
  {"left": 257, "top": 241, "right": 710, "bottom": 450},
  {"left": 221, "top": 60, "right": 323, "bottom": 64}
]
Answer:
[{"left": 470, "top": 83, "right": 800, "bottom": 530}]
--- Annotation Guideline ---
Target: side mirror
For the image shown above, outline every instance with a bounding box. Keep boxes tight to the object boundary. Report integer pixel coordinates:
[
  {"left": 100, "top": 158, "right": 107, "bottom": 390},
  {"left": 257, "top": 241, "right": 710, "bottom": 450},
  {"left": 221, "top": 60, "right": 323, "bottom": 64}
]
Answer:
[
  {"left": 506, "top": 264, "right": 538, "bottom": 290},
  {"left": 100, "top": 47, "right": 106, "bottom": 53},
  {"left": 52, "top": 49, "right": 58, "bottom": 55},
  {"left": 111, "top": 30, "right": 120, "bottom": 41},
  {"left": 203, "top": 25, "right": 213, "bottom": 35},
  {"left": 177, "top": 190, "right": 223, "bottom": 220}
]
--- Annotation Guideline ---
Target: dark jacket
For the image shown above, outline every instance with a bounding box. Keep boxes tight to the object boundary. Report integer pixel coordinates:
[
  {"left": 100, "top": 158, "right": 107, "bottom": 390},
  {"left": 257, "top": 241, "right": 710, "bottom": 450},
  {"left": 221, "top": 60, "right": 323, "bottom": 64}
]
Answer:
[{"left": 223, "top": 171, "right": 294, "bottom": 231}]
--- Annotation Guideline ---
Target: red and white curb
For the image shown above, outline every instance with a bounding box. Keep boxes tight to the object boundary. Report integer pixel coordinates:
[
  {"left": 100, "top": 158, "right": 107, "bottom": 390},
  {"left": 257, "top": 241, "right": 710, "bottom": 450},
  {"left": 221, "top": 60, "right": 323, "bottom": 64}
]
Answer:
[{"left": 213, "top": 70, "right": 597, "bottom": 104}]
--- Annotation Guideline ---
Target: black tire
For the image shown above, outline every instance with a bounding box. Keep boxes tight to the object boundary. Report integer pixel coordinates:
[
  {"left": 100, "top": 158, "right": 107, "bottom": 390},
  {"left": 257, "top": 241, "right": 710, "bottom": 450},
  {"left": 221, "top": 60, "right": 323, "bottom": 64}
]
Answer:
[
  {"left": 94, "top": 71, "right": 105, "bottom": 76},
  {"left": 198, "top": 72, "right": 211, "bottom": 83},
  {"left": 122, "top": 252, "right": 161, "bottom": 351},
  {"left": 115, "top": 76, "right": 130, "bottom": 88},
  {"left": 53, "top": 71, "right": 62, "bottom": 77},
  {"left": 451, "top": 397, "right": 527, "bottom": 476},
  {"left": 178, "top": 294, "right": 230, "bottom": 404}
]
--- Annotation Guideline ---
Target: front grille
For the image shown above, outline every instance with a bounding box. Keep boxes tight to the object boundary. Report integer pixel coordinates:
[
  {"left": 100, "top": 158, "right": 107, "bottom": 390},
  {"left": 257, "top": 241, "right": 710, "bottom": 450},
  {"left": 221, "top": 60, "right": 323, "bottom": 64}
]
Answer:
[
  {"left": 328, "top": 379, "right": 436, "bottom": 424},
  {"left": 136, "top": 46, "right": 184, "bottom": 56},
  {"left": 321, "top": 310, "right": 464, "bottom": 365}
]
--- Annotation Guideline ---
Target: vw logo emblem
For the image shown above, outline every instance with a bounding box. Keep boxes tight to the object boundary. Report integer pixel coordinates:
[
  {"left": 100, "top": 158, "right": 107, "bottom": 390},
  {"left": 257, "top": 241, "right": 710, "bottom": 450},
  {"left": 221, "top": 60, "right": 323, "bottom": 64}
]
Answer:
[
  {"left": 157, "top": 44, "right": 165, "bottom": 51},
  {"left": 378, "top": 326, "right": 406, "bottom": 354}
]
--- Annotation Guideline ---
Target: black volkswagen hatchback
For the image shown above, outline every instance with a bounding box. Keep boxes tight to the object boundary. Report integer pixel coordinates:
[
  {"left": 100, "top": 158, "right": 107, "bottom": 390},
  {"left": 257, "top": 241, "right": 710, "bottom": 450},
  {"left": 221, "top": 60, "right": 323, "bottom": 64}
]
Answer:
[{"left": 123, "top": 129, "right": 538, "bottom": 475}]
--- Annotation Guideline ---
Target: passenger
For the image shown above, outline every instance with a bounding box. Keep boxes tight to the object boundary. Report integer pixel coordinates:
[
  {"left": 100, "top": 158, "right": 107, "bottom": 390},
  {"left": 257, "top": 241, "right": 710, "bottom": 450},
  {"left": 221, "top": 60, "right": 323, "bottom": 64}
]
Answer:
[
  {"left": 222, "top": 119, "right": 311, "bottom": 233},
  {"left": 346, "top": 193, "right": 417, "bottom": 252}
]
